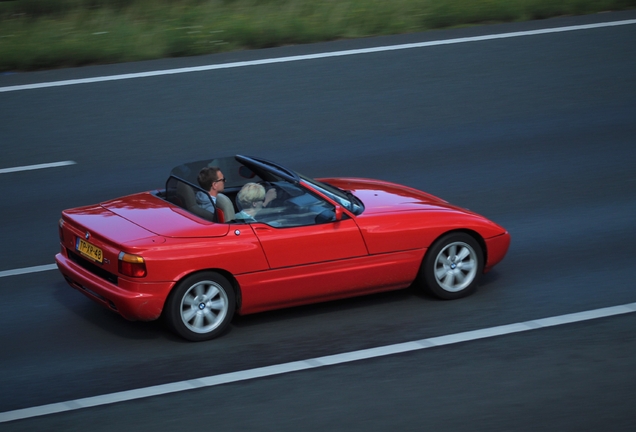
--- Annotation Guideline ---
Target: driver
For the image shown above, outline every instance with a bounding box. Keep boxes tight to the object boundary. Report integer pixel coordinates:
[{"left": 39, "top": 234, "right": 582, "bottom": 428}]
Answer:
[
  {"left": 234, "top": 183, "right": 276, "bottom": 222},
  {"left": 195, "top": 166, "right": 225, "bottom": 212}
]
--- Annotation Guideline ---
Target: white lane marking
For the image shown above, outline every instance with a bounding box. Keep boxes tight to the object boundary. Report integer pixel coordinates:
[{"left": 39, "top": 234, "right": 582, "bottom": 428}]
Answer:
[
  {"left": 1, "top": 19, "right": 635, "bottom": 93},
  {"left": 0, "top": 161, "right": 76, "bottom": 174},
  {"left": 1, "top": 302, "right": 635, "bottom": 423},
  {"left": 0, "top": 264, "right": 58, "bottom": 278}
]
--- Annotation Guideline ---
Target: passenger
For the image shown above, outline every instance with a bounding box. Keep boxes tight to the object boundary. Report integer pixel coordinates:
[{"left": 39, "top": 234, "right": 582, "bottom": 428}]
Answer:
[
  {"left": 196, "top": 166, "right": 226, "bottom": 212},
  {"left": 234, "top": 183, "right": 276, "bottom": 222}
]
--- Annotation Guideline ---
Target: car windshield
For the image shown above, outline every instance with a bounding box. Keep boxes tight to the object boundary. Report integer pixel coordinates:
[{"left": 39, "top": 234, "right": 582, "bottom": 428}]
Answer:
[{"left": 300, "top": 175, "right": 364, "bottom": 215}]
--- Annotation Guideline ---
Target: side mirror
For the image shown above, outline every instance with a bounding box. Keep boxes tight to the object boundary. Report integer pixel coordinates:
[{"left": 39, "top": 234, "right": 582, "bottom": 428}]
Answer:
[{"left": 334, "top": 205, "right": 343, "bottom": 221}]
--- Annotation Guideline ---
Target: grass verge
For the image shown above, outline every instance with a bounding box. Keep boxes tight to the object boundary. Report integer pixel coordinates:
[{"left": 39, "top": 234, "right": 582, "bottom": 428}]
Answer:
[{"left": 1, "top": 0, "right": 635, "bottom": 71}]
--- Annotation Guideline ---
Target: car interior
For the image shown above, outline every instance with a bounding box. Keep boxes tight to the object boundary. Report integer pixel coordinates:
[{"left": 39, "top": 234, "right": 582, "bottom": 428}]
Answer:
[{"left": 160, "top": 156, "right": 340, "bottom": 227}]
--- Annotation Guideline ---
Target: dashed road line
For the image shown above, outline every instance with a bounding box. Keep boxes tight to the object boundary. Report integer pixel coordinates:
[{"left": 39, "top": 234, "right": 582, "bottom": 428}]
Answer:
[
  {"left": 0, "top": 161, "right": 76, "bottom": 174},
  {"left": 0, "top": 264, "right": 58, "bottom": 278}
]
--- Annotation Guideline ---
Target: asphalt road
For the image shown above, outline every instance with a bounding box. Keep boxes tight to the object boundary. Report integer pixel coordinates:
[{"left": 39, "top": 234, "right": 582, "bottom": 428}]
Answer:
[{"left": 1, "top": 10, "right": 636, "bottom": 431}]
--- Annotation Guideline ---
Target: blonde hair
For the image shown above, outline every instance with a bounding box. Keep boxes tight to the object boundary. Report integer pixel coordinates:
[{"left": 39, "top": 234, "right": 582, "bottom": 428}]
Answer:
[{"left": 237, "top": 183, "right": 266, "bottom": 209}]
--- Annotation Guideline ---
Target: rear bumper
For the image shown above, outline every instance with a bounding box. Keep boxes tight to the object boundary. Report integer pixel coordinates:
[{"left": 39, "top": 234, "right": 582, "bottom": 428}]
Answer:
[
  {"left": 55, "top": 252, "right": 174, "bottom": 321},
  {"left": 484, "top": 231, "right": 511, "bottom": 273}
]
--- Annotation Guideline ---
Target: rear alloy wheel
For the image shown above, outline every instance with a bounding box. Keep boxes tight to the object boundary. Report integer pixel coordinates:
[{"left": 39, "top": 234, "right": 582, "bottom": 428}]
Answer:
[
  {"left": 421, "top": 233, "right": 483, "bottom": 300},
  {"left": 165, "top": 272, "right": 235, "bottom": 341}
]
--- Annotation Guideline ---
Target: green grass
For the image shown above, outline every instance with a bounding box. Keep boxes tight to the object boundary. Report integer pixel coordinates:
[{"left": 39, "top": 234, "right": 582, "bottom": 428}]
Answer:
[{"left": 1, "top": 0, "right": 635, "bottom": 71}]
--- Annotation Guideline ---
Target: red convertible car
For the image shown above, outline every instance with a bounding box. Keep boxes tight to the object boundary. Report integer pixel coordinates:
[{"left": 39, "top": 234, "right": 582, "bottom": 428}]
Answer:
[{"left": 56, "top": 155, "right": 510, "bottom": 341}]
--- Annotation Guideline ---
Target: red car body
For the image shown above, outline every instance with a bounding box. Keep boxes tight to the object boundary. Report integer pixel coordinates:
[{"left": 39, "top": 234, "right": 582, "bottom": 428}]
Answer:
[{"left": 56, "top": 155, "right": 510, "bottom": 341}]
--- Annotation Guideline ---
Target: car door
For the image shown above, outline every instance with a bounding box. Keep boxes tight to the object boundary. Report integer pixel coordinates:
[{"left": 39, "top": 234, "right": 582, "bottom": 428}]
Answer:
[
  {"left": 248, "top": 180, "right": 368, "bottom": 267},
  {"left": 251, "top": 218, "right": 367, "bottom": 269},
  {"left": 239, "top": 181, "right": 368, "bottom": 305}
]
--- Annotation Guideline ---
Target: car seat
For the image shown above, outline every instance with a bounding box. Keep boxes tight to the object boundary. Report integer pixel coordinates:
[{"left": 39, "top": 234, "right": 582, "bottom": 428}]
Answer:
[
  {"left": 175, "top": 181, "right": 216, "bottom": 222},
  {"left": 216, "top": 193, "right": 235, "bottom": 222}
]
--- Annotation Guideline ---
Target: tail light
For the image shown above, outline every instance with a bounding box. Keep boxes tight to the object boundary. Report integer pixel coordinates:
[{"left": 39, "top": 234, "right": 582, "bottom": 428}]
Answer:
[{"left": 118, "top": 252, "right": 146, "bottom": 278}]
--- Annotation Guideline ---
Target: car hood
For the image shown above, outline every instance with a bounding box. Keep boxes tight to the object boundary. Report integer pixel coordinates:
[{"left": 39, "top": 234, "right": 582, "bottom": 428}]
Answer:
[
  {"left": 100, "top": 192, "right": 229, "bottom": 238},
  {"left": 320, "top": 177, "right": 465, "bottom": 215}
]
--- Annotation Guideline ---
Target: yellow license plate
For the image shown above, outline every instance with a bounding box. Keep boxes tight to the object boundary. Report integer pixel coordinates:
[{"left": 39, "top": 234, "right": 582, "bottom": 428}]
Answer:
[{"left": 76, "top": 238, "right": 103, "bottom": 263}]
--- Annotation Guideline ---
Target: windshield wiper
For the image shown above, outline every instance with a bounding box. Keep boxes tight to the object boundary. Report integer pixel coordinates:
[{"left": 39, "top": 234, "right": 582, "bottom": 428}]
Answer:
[{"left": 340, "top": 189, "right": 363, "bottom": 212}]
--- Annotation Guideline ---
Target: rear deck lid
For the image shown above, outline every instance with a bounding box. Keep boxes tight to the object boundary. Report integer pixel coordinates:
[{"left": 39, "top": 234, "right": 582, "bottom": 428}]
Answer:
[
  {"left": 63, "top": 204, "right": 159, "bottom": 244},
  {"left": 101, "top": 192, "right": 229, "bottom": 238}
]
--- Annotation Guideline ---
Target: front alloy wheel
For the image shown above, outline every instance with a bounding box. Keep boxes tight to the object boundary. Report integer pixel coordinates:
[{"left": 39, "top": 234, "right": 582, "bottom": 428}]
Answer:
[
  {"left": 165, "top": 272, "right": 235, "bottom": 341},
  {"left": 421, "top": 233, "right": 483, "bottom": 300}
]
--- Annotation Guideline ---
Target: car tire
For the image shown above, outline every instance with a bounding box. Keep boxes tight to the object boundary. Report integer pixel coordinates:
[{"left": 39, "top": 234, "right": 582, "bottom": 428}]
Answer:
[
  {"left": 420, "top": 232, "right": 484, "bottom": 300},
  {"left": 165, "top": 271, "right": 235, "bottom": 341}
]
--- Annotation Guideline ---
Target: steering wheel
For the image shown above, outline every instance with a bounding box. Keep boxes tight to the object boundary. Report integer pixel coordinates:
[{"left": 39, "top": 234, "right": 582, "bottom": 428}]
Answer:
[{"left": 260, "top": 181, "right": 288, "bottom": 208}]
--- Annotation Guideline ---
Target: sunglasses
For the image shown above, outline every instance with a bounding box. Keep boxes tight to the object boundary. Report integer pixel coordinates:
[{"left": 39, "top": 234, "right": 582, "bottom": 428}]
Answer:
[{"left": 214, "top": 178, "right": 227, "bottom": 183}]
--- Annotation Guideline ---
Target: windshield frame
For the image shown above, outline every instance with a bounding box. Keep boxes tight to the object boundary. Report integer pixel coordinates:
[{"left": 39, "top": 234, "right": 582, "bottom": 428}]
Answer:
[{"left": 299, "top": 175, "right": 364, "bottom": 215}]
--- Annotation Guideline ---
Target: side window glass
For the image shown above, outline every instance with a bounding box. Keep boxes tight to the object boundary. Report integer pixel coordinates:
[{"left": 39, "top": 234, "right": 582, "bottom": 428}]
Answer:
[{"left": 253, "top": 181, "right": 336, "bottom": 228}]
